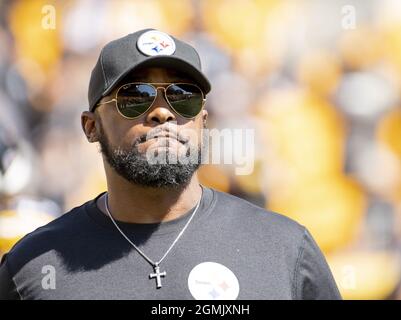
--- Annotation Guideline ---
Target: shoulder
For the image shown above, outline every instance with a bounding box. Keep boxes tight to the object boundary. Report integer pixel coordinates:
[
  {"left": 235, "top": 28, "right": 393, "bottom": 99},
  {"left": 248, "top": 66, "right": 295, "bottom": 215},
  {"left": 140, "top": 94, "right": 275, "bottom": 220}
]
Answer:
[
  {"left": 4, "top": 199, "right": 93, "bottom": 275},
  {"left": 211, "top": 189, "right": 306, "bottom": 242}
]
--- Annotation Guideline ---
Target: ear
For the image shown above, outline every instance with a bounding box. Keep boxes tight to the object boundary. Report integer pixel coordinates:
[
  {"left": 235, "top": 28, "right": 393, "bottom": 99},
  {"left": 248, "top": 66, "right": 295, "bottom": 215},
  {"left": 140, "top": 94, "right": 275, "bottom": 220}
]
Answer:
[
  {"left": 81, "top": 111, "right": 99, "bottom": 143},
  {"left": 201, "top": 109, "right": 208, "bottom": 127}
]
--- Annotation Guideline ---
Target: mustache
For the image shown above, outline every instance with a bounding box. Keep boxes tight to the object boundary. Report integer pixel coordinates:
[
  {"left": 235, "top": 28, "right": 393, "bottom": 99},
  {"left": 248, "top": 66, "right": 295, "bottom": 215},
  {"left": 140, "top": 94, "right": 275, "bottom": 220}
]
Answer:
[{"left": 135, "top": 124, "right": 190, "bottom": 145}]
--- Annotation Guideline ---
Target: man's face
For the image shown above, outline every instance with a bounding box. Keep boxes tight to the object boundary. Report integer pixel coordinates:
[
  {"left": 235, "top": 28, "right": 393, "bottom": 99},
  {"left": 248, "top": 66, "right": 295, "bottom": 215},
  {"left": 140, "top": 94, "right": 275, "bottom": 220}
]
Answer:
[{"left": 83, "top": 66, "right": 208, "bottom": 188}]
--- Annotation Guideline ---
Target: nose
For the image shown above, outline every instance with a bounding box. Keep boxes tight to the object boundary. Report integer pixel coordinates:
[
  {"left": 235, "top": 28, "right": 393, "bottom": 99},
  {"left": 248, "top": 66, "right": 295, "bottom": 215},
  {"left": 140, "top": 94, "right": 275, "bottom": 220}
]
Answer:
[{"left": 145, "top": 88, "right": 176, "bottom": 124}]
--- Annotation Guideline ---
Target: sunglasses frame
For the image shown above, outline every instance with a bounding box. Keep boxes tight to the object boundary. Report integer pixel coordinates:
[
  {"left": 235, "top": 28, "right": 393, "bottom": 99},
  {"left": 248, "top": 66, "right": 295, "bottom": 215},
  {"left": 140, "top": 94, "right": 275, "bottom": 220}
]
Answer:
[{"left": 96, "top": 82, "right": 206, "bottom": 120}]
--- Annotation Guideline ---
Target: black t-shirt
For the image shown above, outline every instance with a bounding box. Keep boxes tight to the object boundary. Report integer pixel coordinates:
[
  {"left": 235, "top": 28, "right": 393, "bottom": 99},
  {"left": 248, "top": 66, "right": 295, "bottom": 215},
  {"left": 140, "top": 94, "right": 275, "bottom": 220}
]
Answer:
[{"left": 0, "top": 187, "right": 341, "bottom": 300}]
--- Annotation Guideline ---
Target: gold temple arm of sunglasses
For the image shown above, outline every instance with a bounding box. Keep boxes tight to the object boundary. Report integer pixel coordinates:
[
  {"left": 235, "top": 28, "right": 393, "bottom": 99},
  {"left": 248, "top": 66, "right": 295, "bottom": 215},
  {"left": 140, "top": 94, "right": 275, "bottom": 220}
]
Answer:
[{"left": 97, "top": 98, "right": 117, "bottom": 106}]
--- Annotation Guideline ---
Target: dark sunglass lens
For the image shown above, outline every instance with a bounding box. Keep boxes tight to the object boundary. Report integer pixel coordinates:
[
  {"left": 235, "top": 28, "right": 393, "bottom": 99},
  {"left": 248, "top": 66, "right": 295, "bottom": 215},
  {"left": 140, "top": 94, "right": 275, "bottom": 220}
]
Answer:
[
  {"left": 117, "top": 84, "right": 156, "bottom": 118},
  {"left": 166, "top": 84, "right": 203, "bottom": 118}
]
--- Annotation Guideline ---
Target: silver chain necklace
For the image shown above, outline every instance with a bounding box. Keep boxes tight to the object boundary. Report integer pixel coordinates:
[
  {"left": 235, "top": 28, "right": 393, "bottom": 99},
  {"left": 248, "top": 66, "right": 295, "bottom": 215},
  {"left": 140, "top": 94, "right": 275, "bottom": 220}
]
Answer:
[{"left": 104, "top": 189, "right": 202, "bottom": 289}]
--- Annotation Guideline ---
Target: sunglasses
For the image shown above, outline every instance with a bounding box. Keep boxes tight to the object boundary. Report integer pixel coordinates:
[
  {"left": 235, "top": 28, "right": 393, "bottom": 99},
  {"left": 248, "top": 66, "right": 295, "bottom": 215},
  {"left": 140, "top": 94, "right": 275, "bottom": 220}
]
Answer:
[{"left": 96, "top": 82, "right": 206, "bottom": 119}]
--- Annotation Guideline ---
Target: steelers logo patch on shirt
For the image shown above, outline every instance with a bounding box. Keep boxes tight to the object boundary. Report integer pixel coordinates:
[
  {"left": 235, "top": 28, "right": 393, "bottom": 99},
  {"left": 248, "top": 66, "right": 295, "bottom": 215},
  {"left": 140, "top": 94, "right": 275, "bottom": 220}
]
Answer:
[
  {"left": 137, "top": 30, "right": 176, "bottom": 56},
  {"left": 187, "top": 262, "right": 240, "bottom": 300}
]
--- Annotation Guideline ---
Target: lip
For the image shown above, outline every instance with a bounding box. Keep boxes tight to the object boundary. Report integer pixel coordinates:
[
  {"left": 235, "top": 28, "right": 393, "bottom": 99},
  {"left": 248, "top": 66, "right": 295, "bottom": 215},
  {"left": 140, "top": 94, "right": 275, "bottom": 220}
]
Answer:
[
  {"left": 153, "top": 136, "right": 184, "bottom": 146},
  {"left": 147, "top": 131, "right": 188, "bottom": 144},
  {"left": 139, "top": 136, "right": 182, "bottom": 148},
  {"left": 144, "top": 138, "right": 186, "bottom": 154}
]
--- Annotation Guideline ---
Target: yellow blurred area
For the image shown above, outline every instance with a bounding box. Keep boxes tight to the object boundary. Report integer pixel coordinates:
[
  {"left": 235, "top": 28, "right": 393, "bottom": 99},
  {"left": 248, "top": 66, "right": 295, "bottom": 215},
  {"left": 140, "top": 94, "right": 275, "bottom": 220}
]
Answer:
[
  {"left": 64, "top": 167, "right": 108, "bottom": 210},
  {"left": 297, "top": 50, "right": 342, "bottom": 97},
  {"left": 328, "top": 251, "right": 401, "bottom": 300},
  {"left": 257, "top": 89, "right": 345, "bottom": 178},
  {"left": 255, "top": 89, "right": 366, "bottom": 252},
  {"left": 378, "top": 108, "right": 401, "bottom": 159},
  {"left": 201, "top": 0, "right": 272, "bottom": 51},
  {"left": 157, "top": 0, "right": 195, "bottom": 35},
  {"left": 9, "top": 0, "right": 61, "bottom": 73},
  {"left": 198, "top": 164, "right": 231, "bottom": 193},
  {"left": 233, "top": 159, "right": 264, "bottom": 195},
  {"left": 378, "top": 11, "right": 401, "bottom": 75},
  {"left": 376, "top": 108, "right": 401, "bottom": 203},
  {"left": 201, "top": 0, "right": 300, "bottom": 76},
  {"left": 0, "top": 209, "right": 54, "bottom": 253},
  {"left": 0, "top": 212, "right": 22, "bottom": 254},
  {"left": 269, "top": 175, "right": 366, "bottom": 253},
  {"left": 105, "top": 0, "right": 195, "bottom": 38},
  {"left": 338, "top": 26, "right": 383, "bottom": 70}
]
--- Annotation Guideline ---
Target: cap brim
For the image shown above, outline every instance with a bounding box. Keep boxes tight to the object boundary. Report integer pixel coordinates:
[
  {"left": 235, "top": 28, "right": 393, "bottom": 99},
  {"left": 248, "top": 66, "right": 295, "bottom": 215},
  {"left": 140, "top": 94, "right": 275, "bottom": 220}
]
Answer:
[{"left": 102, "top": 55, "right": 211, "bottom": 99}]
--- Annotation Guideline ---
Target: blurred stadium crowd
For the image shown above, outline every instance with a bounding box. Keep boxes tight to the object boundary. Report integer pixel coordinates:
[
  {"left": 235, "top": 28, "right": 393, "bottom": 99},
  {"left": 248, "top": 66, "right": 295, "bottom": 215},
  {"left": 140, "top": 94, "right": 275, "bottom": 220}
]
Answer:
[{"left": 1, "top": 0, "right": 401, "bottom": 299}]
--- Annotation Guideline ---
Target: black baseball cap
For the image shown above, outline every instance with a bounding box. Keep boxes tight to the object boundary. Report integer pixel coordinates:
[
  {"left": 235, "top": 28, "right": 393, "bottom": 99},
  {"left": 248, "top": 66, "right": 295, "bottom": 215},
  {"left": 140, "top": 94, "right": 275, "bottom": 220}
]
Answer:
[{"left": 88, "top": 28, "right": 211, "bottom": 112}]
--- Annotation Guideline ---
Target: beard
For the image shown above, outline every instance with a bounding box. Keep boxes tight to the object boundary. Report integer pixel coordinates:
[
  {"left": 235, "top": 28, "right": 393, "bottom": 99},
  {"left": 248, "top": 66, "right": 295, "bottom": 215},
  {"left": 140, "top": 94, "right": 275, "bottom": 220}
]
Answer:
[{"left": 97, "top": 120, "right": 208, "bottom": 189}]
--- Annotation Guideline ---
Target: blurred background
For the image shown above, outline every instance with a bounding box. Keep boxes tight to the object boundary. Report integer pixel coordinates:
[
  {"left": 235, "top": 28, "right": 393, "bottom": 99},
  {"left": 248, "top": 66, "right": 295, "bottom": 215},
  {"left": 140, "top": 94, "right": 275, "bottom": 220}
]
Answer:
[{"left": 1, "top": 0, "right": 401, "bottom": 299}]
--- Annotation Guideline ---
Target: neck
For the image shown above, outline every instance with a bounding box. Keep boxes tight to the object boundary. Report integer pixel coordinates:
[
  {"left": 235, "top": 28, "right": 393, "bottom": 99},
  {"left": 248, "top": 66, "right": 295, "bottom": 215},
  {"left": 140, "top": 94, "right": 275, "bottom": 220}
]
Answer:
[{"left": 97, "top": 166, "right": 202, "bottom": 224}]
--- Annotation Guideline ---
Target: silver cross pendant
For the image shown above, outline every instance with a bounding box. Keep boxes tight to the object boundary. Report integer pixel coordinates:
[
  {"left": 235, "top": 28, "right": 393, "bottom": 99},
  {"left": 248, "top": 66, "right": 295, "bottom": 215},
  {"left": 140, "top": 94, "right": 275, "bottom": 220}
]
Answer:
[{"left": 149, "top": 264, "right": 166, "bottom": 289}]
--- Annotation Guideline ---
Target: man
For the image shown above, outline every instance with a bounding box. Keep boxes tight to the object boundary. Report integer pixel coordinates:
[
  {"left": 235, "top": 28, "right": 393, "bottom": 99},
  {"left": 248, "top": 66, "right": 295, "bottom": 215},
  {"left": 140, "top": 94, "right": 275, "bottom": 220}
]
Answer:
[{"left": 0, "top": 29, "right": 341, "bottom": 300}]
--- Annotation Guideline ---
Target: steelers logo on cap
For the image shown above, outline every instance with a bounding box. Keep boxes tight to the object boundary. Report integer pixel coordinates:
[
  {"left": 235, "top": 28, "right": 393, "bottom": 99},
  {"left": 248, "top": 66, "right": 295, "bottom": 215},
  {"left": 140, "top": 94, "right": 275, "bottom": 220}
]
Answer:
[{"left": 137, "top": 30, "right": 176, "bottom": 56}]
